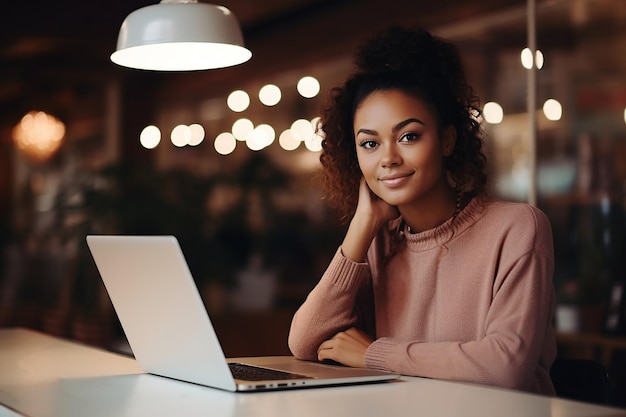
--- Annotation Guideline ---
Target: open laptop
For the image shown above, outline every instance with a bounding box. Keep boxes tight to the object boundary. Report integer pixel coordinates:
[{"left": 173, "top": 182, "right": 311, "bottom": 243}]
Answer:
[{"left": 86, "top": 235, "right": 399, "bottom": 392}]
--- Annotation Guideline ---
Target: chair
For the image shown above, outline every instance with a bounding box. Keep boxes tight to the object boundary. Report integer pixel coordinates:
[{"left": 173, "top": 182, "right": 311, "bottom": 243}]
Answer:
[{"left": 550, "top": 358, "right": 611, "bottom": 405}]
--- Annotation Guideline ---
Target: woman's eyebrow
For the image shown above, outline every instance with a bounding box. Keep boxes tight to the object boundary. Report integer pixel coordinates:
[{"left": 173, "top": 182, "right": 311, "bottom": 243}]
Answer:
[
  {"left": 356, "top": 128, "right": 378, "bottom": 136},
  {"left": 392, "top": 118, "right": 425, "bottom": 133},
  {"left": 356, "top": 118, "right": 425, "bottom": 137}
]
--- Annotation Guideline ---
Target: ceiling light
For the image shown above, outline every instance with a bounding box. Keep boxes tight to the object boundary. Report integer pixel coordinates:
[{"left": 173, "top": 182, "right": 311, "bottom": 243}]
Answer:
[{"left": 111, "top": 0, "right": 252, "bottom": 71}]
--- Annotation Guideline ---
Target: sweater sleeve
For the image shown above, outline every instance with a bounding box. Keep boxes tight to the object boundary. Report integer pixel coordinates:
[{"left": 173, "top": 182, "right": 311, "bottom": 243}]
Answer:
[
  {"left": 288, "top": 248, "right": 373, "bottom": 360},
  {"left": 364, "top": 208, "right": 557, "bottom": 394}
]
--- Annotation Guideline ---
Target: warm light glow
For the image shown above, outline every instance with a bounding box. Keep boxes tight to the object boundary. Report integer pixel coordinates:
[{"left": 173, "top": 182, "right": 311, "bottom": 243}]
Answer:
[
  {"left": 188, "top": 123, "right": 205, "bottom": 146},
  {"left": 140, "top": 125, "right": 161, "bottom": 149},
  {"left": 297, "top": 76, "right": 320, "bottom": 98},
  {"left": 12, "top": 110, "right": 65, "bottom": 162},
  {"left": 535, "top": 50, "right": 544, "bottom": 69},
  {"left": 623, "top": 108, "right": 626, "bottom": 125},
  {"left": 304, "top": 130, "right": 324, "bottom": 152},
  {"left": 214, "top": 132, "right": 236, "bottom": 155},
  {"left": 256, "top": 124, "right": 275, "bottom": 144},
  {"left": 171, "top": 124, "right": 191, "bottom": 147},
  {"left": 521, "top": 48, "right": 533, "bottom": 69},
  {"left": 483, "top": 102, "right": 504, "bottom": 124},
  {"left": 232, "top": 118, "right": 254, "bottom": 141},
  {"left": 279, "top": 129, "right": 300, "bottom": 151},
  {"left": 111, "top": 43, "right": 252, "bottom": 71},
  {"left": 246, "top": 124, "right": 275, "bottom": 151},
  {"left": 311, "top": 116, "right": 322, "bottom": 134},
  {"left": 307, "top": 117, "right": 325, "bottom": 152},
  {"left": 290, "top": 118, "right": 313, "bottom": 140},
  {"left": 227, "top": 90, "right": 250, "bottom": 112},
  {"left": 246, "top": 131, "right": 265, "bottom": 151},
  {"left": 259, "top": 84, "right": 281, "bottom": 106},
  {"left": 521, "top": 47, "right": 544, "bottom": 69},
  {"left": 543, "top": 99, "right": 562, "bottom": 121}
]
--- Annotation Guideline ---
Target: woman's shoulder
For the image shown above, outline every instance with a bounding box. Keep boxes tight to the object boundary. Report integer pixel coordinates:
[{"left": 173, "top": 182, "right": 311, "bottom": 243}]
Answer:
[
  {"left": 478, "top": 198, "right": 553, "bottom": 251},
  {"left": 480, "top": 199, "right": 550, "bottom": 227}
]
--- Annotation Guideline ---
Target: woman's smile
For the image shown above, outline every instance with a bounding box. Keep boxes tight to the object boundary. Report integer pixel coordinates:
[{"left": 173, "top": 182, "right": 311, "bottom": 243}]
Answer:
[{"left": 379, "top": 172, "right": 414, "bottom": 188}]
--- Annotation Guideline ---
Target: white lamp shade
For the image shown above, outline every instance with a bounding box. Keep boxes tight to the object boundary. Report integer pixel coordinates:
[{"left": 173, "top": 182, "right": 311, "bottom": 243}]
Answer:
[{"left": 111, "top": 2, "right": 252, "bottom": 71}]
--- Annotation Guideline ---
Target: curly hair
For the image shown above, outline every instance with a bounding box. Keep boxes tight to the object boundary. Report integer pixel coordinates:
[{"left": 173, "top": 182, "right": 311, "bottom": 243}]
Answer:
[{"left": 318, "top": 25, "right": 488, "bottom": 223}]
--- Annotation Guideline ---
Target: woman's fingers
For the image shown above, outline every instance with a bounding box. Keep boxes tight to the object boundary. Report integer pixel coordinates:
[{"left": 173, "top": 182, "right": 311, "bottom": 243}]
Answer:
[{"left": 317, "top": 328, "right": 372, "bottom": 367}]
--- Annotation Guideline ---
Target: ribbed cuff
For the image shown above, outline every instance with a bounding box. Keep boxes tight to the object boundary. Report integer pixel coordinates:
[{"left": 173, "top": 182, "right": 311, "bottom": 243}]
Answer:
[
  {"left": 324, "top": 247, "right": 369, "bottom": 292},
  {"left": 364, "top": 337, "right": 394, "bottom": 371}
]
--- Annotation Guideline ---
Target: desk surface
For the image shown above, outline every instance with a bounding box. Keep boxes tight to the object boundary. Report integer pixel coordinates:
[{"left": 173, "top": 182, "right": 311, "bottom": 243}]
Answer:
[{"left": 1, "top": 328, "right": 625, "bottom": 417}]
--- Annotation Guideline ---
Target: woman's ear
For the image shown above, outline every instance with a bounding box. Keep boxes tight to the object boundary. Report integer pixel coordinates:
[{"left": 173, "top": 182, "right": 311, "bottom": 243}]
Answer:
[{"left": 442, "top": 126, "right": 457, "bottom": 156}]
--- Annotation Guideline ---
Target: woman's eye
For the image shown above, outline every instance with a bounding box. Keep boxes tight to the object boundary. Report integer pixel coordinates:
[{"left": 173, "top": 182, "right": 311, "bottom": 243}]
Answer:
[
  {"left": 359, "top": 140, "right": 378, "bottom": 149},
  {"left": 399, "top": 132, "right": 421, "bottom": 142}
]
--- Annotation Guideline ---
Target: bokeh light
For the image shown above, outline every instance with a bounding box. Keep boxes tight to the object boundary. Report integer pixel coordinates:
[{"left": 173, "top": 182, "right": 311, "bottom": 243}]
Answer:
[
  {"left": 140, "top": 125, "right": 161, "bottom": 149},
  {"left": 543, "top": 99, "right": 562, "bottom": 121},
  {"left": 227, "top": 90, "right": 250, "bottom": 112},
  {"left": 297, "top": 76, "right": 320, "bottom": 98},
  {"left": 483, "top": 102, "right": 504, "bottom": 124},
  {"left": 246, "top": 124, "right": 275, "bottom": 151},
  {"left": 521, "top": 47, "right": 544, "bottom": 69},
  {"left": 171, "top": 124, "right": 191, "bottom": 147},
  {"left": 214, "top": 132, "right": 236, "bottom": 155},
  {"left": 232, "top": 118, "right": 254, "bottom": 141},
  {"left": 12, "top": 110, "right": 65, "bottom": 162},
  {"left": 259, "top": 84, "right": 282, "bottom": 106},
  {"left": 188, "top": 123, "right": 205, "bottom": 146},
  {"left": 290, "top": 118, "right": 313, "bottom": 140},
  {"left": 279, "top": 129, "right": 300, "bottom": 151}
]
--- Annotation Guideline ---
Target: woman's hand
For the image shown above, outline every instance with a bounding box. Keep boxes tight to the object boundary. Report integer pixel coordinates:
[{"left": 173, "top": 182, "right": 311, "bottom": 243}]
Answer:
[
  {"left": 355, "top": 177, "right": 400, "bottom": 226},
  {"left": 341, "top": 178, "right": 400, "bottom": 262},
  {"left": 317, "top": 327, "right": 373, "bottom": 368}
]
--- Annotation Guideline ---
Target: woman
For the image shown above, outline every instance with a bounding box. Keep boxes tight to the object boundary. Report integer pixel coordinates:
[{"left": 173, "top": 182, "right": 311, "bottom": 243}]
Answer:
[{"left": 288, "top": 26, "right": 556, "bottom": 395}]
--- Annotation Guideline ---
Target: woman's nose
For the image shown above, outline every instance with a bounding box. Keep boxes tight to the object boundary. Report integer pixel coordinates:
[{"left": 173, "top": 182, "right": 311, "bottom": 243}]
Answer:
[{"left": 381, "top": 145, "right": 401, "bottom": 167}]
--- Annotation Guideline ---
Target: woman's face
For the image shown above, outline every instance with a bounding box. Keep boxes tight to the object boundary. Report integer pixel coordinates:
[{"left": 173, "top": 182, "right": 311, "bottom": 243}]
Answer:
[{"left": 353, "top": 89, "right": 455, "bottom": 210}]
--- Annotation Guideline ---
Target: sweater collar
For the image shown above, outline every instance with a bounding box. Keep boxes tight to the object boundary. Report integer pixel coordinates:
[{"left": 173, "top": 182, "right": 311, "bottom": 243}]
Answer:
[{"left": 394, "top": 197, "right": 485, "bottom": 251}]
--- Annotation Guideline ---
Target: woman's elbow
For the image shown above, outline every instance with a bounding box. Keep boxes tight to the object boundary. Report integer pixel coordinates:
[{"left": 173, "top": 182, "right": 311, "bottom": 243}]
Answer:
[
  {"left": 288, "top": 332, "right": 318, "bottom": 360},
  {"left": 480, "top": 361, "right": 535, "bottom": 393}
]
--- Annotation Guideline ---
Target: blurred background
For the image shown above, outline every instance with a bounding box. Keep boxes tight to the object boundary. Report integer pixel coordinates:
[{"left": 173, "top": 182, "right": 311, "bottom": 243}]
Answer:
[{"left": 1, "top": 0, "right": 625, "bottom": 405}]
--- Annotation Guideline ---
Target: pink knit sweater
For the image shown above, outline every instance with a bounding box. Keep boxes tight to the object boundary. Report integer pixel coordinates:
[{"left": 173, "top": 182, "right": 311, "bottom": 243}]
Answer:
[{"left": 289, "top": 198, "right": 557, "bottom": 395}]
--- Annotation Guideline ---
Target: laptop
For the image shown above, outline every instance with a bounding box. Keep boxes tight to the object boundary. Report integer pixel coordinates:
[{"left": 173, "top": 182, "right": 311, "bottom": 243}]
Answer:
[{"left": 86, "top": 235, "right": 399, "bottom": 392}]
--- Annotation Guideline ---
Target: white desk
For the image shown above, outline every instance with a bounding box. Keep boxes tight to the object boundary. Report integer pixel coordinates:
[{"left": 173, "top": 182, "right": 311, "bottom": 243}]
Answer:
[{"left": 1, "top": 328, "right": 624, "bottom": 417}]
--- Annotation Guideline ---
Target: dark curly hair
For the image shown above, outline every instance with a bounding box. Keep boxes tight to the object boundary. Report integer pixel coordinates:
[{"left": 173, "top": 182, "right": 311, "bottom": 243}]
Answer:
[{"left": 318, "top": 25, "right": 488, "bottom": 222}]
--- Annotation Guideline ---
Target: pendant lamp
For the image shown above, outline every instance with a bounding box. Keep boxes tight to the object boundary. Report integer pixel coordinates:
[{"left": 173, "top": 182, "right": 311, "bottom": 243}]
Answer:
[{"left": 110, "top": 0, "right": 252, "bottom": 71}]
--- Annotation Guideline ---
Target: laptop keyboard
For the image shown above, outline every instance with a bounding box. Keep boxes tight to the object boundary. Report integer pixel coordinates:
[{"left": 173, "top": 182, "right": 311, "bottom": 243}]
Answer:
[{"left": 228, "top": 363, "right": 311, "bottom": 381}]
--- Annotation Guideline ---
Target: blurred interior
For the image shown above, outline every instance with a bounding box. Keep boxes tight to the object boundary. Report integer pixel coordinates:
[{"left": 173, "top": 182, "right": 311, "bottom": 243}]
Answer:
[{"left": 1, "top": 0, "right": 625, "bottom": 405}]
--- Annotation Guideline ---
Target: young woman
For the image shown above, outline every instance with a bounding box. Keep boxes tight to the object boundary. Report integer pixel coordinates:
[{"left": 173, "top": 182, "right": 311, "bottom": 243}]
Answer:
[{"left": 288, "top": 26, "right": 556, "bottom": 395}]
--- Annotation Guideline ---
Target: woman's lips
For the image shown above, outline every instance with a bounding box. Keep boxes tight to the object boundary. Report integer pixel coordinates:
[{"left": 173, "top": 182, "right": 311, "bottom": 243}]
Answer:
[{"left": 379, "top": 173, "right": 413, "bottom": 188}]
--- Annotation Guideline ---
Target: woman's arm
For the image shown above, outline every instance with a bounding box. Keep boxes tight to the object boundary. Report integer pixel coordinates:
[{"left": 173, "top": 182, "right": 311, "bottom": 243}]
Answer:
[
  {"left": 287, "top": 248, "right": 373, "bottom": 360},
  {"left": 288, "top": 179, "right": 397, "bottom": 360}
]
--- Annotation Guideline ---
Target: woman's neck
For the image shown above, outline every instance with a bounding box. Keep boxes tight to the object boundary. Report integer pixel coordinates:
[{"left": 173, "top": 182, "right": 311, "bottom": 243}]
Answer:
[{"left": 399, "top": 186, "right": 458, "bottom": 233}]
